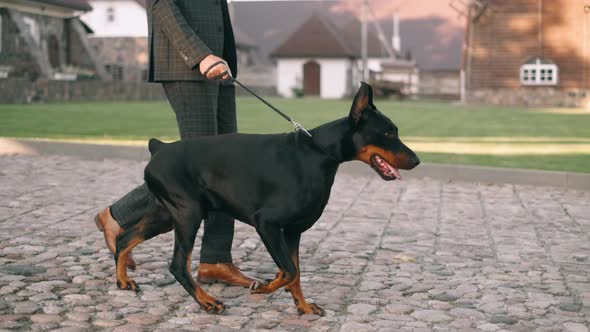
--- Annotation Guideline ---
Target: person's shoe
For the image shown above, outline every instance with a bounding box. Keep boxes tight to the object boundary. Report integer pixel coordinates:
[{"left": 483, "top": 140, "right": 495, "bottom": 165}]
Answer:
[
  {"left": 197, "top": 262, "right": 258, "bottom": 288},
  {"left": 94, "top": 207, "right": 136, "bottom": 270}
]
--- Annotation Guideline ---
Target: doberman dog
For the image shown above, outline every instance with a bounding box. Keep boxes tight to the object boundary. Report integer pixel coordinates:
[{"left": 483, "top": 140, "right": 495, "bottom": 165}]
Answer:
[{"left": 112, "top": 82, "right": 420, "bottom": 316}]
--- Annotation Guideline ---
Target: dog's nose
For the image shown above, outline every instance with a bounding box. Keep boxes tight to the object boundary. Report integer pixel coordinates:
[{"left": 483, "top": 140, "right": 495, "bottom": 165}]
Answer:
[{"left": 409, "top": 155, "right": 420, "bottom": 169}]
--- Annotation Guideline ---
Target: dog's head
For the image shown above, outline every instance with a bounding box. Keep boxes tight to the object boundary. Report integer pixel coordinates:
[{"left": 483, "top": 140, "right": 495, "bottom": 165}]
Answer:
[{"left": 348, "top": 82, "right": 420, "bottom": 181}]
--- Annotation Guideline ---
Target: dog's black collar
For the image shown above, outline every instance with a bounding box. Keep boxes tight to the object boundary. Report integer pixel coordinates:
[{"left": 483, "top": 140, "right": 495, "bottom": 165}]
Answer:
[{"left": 298, "top": 131, "right": 341, "bottom": 164}]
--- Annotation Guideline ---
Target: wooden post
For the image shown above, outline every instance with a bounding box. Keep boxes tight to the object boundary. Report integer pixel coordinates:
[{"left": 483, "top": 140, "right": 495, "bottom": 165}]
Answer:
[
  {"left": 8, "top": 9, "right": 53, "bottom": 79},
  {"left": 361, "top": 0, "right": 368, "bottom": 82},
  {"left": 69, "top": 18, "right": 110, "bottom": 81}
]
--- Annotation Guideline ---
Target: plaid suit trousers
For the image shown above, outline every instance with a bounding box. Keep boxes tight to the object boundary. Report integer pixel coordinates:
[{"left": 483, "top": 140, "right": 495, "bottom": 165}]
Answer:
[{"left": 110, "top": 80, "right": 237, "bottom": 264}]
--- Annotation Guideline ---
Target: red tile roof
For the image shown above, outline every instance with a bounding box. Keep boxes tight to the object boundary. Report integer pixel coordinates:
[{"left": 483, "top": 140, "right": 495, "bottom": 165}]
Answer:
[{"left": 271, "top": 14, "right": 356, "bottom": 58}]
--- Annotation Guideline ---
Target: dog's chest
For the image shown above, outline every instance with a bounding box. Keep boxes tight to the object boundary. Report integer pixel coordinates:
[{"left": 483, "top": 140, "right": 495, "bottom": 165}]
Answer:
[{"left": 290, "top": 175, "right": 334, "bottom": 222}]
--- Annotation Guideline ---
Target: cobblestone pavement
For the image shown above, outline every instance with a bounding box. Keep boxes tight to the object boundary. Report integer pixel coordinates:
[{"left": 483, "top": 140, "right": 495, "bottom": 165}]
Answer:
[{"left": 1, "top": 155, "right": 590, "bottom": 332}]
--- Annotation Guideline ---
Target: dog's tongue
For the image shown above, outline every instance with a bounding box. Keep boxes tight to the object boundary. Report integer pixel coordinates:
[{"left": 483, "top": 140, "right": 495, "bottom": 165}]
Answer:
[{"left": 387, "top": 164, "right": 402, "bottom": 180}]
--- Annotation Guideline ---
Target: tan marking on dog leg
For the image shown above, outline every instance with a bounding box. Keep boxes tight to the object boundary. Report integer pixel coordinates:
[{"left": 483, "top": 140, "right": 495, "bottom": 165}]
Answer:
[
  {"left": 116, "top": 236, "right": 142, "bottom": 292},
  {"left": 183, "top": 249, "right": 225, "bottom": 314},
  {"left": 251, "top": 269, "right": 292, "bottom": 294},
  {"left": 284, "top": 253, "right": 325, "bottom": 316}
]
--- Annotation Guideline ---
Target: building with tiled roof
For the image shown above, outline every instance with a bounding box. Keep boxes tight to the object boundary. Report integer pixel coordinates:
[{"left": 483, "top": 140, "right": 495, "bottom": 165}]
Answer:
[
  {"left": 272, "top": 14, "right": 355, "bottom": 59},
  {"left": 463, "top": 0, "right": 590, "bottom": 107},
  {"left": 0, "top": 0, "right": 109, "bottom": 80},
  {"left": 271, "top": 13, "right": 414, "bottom": 99}
]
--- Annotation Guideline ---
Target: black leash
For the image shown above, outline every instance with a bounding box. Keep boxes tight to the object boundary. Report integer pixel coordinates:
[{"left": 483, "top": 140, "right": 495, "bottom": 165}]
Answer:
[
  {"left": 203, "top": 61, "right": 312, "bottom": 137},
  {"left": 203, "top": 61, "right": 341, "bottom": 163}
]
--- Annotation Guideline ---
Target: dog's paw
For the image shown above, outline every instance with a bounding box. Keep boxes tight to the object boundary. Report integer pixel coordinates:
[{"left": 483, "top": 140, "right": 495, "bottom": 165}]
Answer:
[
  {"left": 249, "top": 280, "right": 264, "bottom": 292},
  {"left": 198, "top": 298, "right": 226, "bottom": 314},
  {"left": 297, "top": 303, "right": 325, "bottom": 317},
  {"left": 117, "top": 279, "right": 141, "bottom": 293},
  {"left": 249, "top": 280, "right": 272, "bottom": 294}
]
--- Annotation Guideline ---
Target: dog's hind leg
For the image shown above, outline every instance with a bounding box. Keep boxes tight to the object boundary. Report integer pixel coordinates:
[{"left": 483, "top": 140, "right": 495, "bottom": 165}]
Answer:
[
  {"left": 250, "top": 222, "right": 298, "bottom": 294},
  {"left": 144, "top": 171, "right": 224, "bottom": 313},
  {"left": 115, "top": 206, "right": 173, "bottom": 292},
  {"left": 283, "top": 232, "right": 325, "bottom": 316},
  {"left": 164, "top": 203, "right": 225, "bottom": 314}
]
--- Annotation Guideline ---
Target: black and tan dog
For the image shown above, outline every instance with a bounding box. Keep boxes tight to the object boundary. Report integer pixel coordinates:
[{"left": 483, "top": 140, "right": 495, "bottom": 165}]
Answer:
[{"left": 113, "top": 82, "right": 420, "bottom": 315}]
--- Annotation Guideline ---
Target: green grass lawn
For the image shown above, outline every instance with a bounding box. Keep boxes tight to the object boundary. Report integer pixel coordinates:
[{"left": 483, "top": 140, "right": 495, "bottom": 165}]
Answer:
[{"left": 1, "top": 97, "right": 589, "bottom": 173}]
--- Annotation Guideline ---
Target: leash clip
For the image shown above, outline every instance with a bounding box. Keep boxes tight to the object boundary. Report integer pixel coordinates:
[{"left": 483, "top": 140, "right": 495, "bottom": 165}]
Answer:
[{"left": 291, "top": 121, "right": 312, "bottom": 137}]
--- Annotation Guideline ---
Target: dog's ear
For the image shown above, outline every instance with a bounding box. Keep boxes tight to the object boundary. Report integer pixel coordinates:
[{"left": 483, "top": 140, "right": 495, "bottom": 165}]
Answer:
[{"left": 349, "top": 82, "right": 374, "bottom": 125}]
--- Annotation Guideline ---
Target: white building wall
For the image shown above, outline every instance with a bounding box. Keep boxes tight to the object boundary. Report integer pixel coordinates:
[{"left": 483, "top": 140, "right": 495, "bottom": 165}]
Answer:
[
  {"left": 277, "top": 58, "right": 305, "bottom": 98},
  {"left": 276, "top": 58, "right": 351, "bottom": 99},
  {"left": 82, "top": 1, "right": 147, "bottom": 37},
  {"left": 318, "top": 59, "right": 349, "bottom": 99}
]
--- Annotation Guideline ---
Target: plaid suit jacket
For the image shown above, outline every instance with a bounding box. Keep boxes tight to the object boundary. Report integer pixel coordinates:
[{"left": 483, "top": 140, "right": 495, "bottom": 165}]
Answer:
[{"left": 147, "top": 0, "right": 237, "bottom": 82}]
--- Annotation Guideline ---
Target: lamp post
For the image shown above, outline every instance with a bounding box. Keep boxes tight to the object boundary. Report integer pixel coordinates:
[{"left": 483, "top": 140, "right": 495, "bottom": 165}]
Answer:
[{"left": 361, "top": 0, "right": 369, "bottom": 82}]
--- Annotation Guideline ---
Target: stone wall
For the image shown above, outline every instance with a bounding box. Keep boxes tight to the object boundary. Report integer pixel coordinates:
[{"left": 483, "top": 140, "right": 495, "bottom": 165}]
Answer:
[
  {"left": 0, "top": 78, "right": 277, "bottom": 104},
  {"left": 0, "top": 79, "right": 166, "bottom": 104},
  {"left": 0, "top": 9, "right": 41, "bottom": 80},
  {"left": 467, "top": 88, "right": 589, "bottom": 108},
  {"left": 88, "top": 37, "right": 148, "bottom": 81},
  {"left": 465, "top": 0, "right": 590, "bottom": 107},
  {"left": 234, "top": 85, "right": 276, "bottom": 97},
  {"left": 466, "top": 0, "right": 590, "bottom": 90},
  {"left": 0, "top": 9, "right": 96, "bottom": 80},
  {"left": 419, "top": 70, "right": 460, "bottom": 100}
]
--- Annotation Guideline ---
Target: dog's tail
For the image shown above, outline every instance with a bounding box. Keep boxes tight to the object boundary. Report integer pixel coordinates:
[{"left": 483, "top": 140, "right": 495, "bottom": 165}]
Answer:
[{"left": 148, "top": 138, "right": 164, "bottom": 156}]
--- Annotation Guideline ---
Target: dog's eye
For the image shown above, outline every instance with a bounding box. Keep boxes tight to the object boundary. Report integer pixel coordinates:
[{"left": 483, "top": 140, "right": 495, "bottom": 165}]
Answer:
[{"left": 384, "top": 132, "right": 395, "bottom": 138}]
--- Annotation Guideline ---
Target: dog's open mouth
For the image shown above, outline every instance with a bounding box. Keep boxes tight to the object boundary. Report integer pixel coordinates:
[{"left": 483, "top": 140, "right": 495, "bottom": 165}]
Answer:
[{"left": 370, "top": 154, "right": 401, "bottom": 181}]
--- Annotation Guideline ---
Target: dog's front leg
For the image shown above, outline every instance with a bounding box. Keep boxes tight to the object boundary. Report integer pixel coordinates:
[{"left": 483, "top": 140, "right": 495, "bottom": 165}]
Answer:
[
  {"left": 283, "top": 233, "right": 325, "bottom": 316},
  {"left": 250, "top": 223, "right": 296, "bottom": 294}
]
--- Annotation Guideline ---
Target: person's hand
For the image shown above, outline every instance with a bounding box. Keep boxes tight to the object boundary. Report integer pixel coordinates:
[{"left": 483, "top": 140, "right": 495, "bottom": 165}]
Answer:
[{"left": 199, "top": 54, "right": 231, "bottom": 81}]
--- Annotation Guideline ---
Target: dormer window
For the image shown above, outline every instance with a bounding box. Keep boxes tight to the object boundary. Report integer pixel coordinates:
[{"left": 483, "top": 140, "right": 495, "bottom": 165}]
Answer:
[
  {"left": 107, "top": 7, "right": 115, "bottom": 23},
  {"left": 520, "top": 57, "right": 558, "bottom": 86}
]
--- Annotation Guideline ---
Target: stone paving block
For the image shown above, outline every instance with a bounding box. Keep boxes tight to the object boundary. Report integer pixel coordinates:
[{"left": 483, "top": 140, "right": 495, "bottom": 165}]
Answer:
[{"left": 0, "top": 155, "right": 589, "bottom": 330}]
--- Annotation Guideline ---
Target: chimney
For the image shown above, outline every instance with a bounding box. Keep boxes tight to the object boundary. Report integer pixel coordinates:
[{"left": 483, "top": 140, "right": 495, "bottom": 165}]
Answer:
[{"left": 392, "top": 13, "right": 401, "bottom": 53}]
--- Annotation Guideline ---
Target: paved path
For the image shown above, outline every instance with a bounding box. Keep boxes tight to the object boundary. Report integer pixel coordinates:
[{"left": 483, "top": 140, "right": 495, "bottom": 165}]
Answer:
[{"left": 0, "top": 155, "right": 589, "bottom": 332}]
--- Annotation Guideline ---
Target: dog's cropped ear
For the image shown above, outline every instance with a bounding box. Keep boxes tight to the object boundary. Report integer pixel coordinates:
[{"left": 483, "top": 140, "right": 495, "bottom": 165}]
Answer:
[{"left": 349, "top": 82, "right": 374, "bottom": 125}]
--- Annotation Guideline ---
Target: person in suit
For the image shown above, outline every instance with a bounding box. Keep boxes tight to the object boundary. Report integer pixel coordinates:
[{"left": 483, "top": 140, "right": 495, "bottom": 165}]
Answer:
[{"left": 94, "top": 0, "right": 256, "bottom": 287}]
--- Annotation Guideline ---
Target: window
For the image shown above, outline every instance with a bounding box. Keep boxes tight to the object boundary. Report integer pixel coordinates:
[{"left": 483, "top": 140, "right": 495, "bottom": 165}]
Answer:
[
  {"left": 107, "top": 7, "right": 115, "bottom": 23},
  {"left": 106, "top": 64, "right": 124, "bottom": 80},
  {"left": 520, "top": 57, "right": 558, "bottom": 86},
  {"left": 22, "top": 16, "right": 40, "bottom": 45}
]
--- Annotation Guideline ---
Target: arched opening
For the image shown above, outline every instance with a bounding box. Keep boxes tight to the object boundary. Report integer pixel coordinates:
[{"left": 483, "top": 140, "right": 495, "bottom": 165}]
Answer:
[
  {"left": 303, "top": 60, "right": 320, "bottom": 96},
  {"left": 48, "top": 35, "right": 60, "bottom": 68}
]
